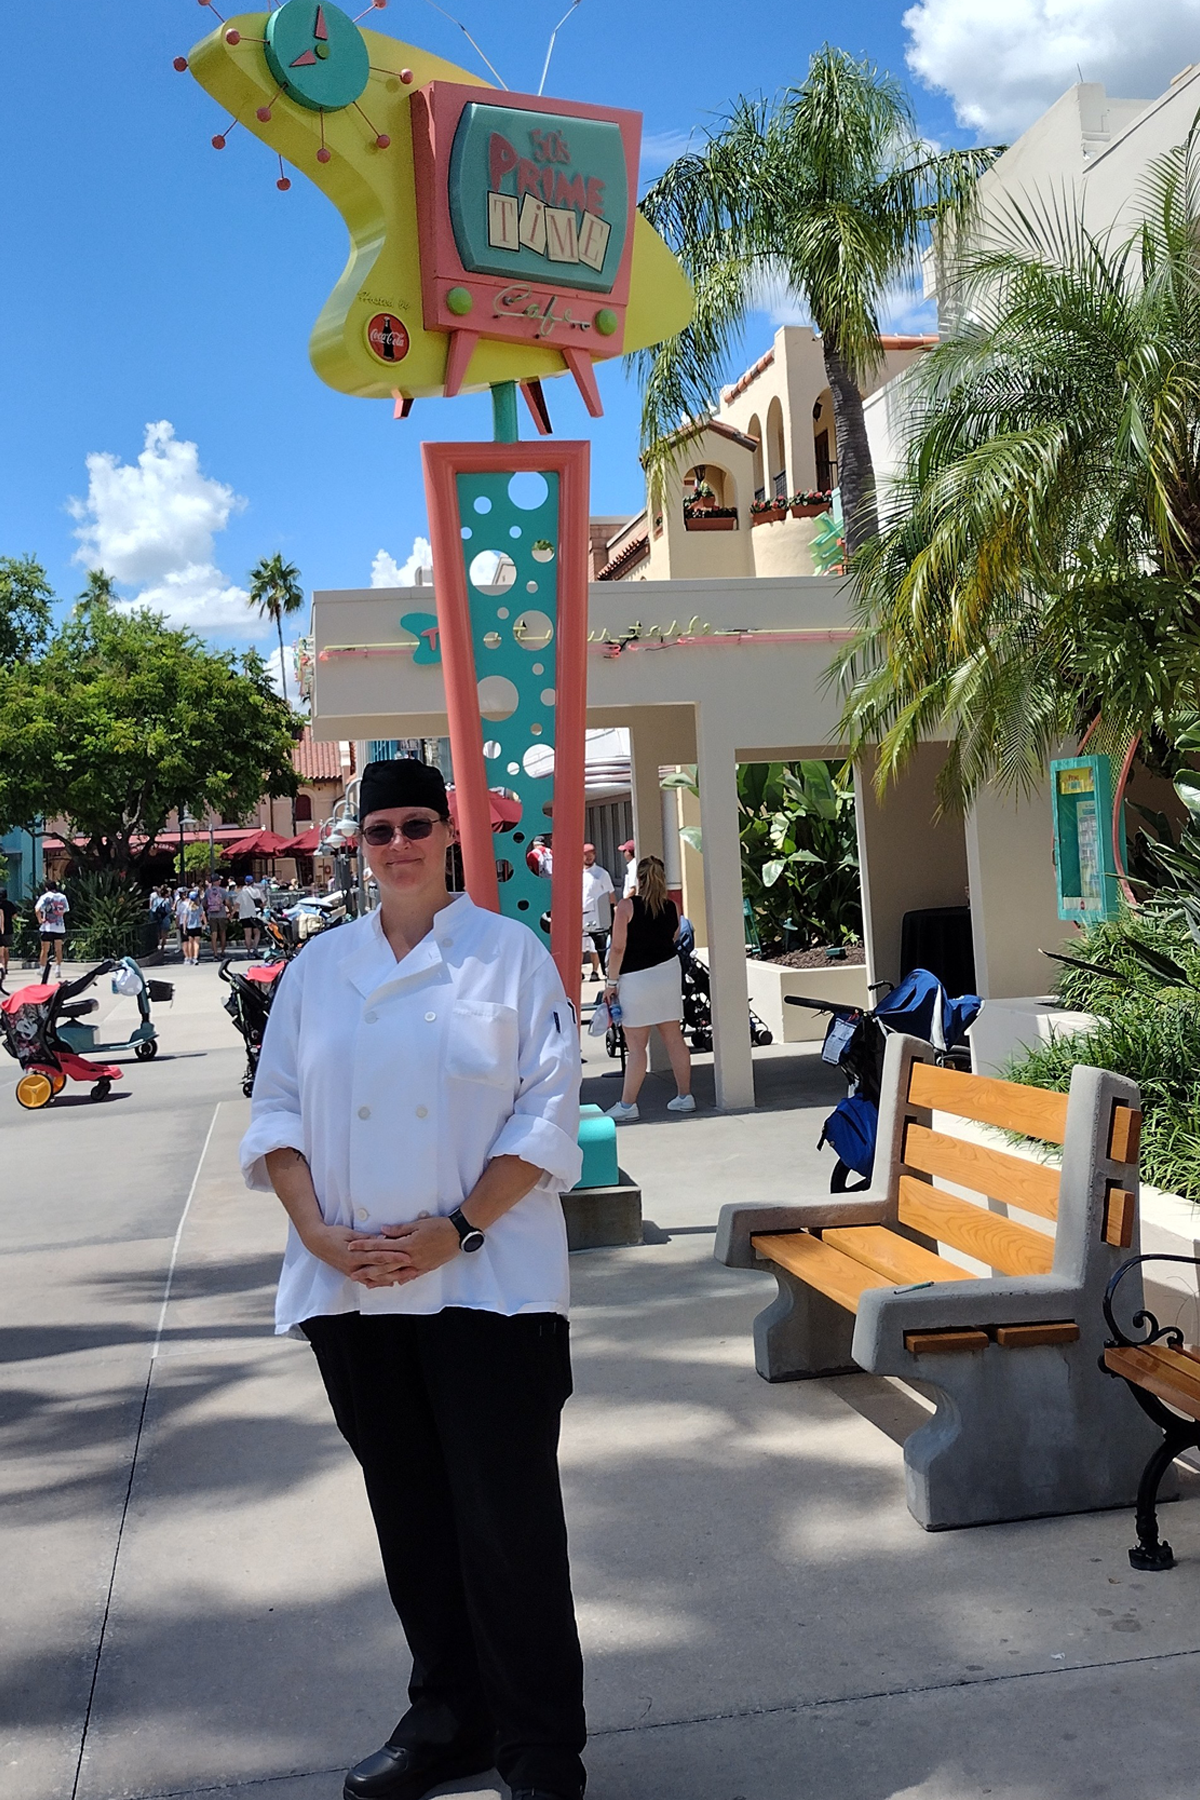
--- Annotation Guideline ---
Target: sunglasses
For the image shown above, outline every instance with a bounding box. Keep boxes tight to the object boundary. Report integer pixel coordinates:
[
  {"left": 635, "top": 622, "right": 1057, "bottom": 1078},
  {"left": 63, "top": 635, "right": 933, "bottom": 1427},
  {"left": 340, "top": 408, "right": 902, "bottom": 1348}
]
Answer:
[{"left": 362, "top": 817, "right": 445, "bottom": 846}]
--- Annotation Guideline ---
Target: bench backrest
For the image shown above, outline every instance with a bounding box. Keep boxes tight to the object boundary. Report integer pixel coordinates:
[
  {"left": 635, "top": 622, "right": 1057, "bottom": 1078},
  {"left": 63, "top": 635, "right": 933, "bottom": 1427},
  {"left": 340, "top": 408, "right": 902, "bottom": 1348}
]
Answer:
[{"left": 875, "top": 1035, "right": 1142, "bottom": 1296}]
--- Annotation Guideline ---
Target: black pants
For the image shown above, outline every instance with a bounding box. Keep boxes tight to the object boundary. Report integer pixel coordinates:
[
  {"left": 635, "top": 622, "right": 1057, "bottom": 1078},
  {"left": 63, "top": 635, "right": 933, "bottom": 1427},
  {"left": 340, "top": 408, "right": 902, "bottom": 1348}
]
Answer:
[{"left": 302, "top": 1309, "right": 587, "bottom": 1797}]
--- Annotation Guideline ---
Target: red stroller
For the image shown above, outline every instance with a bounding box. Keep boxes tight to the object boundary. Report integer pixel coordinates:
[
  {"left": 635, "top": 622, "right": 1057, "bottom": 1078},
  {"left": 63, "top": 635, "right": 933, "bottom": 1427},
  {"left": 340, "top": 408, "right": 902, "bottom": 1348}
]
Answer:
[{"left": 1, "top": 960, "right": 124, "bottom": 1109}]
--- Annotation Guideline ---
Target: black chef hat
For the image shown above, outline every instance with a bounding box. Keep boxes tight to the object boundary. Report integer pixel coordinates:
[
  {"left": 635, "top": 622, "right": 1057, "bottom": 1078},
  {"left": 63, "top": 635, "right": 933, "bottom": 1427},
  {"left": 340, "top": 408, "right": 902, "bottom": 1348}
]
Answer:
[{"left": 358, "top": 758, "right": 449, "bottom": 821}]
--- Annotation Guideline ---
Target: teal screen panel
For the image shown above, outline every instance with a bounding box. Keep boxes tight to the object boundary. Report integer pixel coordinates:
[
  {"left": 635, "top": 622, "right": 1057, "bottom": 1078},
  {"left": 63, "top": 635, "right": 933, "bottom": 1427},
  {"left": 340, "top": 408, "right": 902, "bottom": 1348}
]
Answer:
[{"left": 453, "top": 467, "right": 561, "bottom": 938}]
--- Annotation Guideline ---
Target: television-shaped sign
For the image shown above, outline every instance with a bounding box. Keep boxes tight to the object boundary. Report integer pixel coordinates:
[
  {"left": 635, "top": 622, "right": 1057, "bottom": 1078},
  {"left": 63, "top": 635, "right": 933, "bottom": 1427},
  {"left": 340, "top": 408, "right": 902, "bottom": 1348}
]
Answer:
[{"left": 1050, "top": 754, "right": 1122, "bottom": 922}]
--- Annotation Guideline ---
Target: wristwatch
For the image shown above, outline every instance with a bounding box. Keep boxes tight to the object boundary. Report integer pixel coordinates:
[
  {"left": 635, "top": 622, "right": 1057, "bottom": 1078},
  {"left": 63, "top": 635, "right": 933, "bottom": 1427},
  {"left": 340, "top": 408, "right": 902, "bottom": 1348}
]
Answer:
[{"left": 448, "top": 1207, "right": 486, "bottom": 1254}]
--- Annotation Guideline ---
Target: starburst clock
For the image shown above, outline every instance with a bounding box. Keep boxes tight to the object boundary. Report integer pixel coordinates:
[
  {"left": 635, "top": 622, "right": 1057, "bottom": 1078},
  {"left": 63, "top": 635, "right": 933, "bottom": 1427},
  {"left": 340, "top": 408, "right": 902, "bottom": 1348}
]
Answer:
[{"left": 178, "top": 0, "right": 694, "bottom": 1006}]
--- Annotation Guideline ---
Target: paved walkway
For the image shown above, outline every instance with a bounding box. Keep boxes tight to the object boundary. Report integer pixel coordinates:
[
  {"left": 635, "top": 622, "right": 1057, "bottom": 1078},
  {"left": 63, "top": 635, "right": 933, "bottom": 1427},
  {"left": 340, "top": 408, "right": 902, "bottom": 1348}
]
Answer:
[{"left": 4, "top": 958, "right": 1200, "bottom": 1800}]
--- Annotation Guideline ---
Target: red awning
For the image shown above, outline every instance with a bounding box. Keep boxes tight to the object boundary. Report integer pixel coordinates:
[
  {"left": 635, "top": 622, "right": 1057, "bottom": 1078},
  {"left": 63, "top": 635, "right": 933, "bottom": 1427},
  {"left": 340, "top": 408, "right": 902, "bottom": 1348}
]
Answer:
[
  {"left": 446, "top": 787, "right": 523, "bottom": 831},
  {"left": 221, "top": 829, "right": 292, "bottom": 858},
  {"left": 278, "top": 827, "right": 321, "bottom": 855}
]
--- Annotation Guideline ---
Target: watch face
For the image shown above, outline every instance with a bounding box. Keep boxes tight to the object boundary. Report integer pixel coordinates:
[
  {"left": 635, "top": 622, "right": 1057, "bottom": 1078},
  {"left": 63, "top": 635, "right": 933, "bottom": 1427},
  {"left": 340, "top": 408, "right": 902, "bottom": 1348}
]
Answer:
[{"left": 264, "top": 0, "right": 370, "bottom": 113}]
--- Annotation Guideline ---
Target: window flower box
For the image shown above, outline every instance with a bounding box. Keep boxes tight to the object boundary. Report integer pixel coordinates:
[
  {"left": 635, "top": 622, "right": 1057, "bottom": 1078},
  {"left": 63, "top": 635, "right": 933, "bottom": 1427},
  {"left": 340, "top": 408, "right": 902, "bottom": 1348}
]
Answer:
[
  {"left": 684, "top": 508, "right": 738, "bottom": 531},
  {"left": 788, "top": 491, "right": 833, "bottom": 519},
  {"left": 750, "top": 501, "right": 787, "bottom": 525}
]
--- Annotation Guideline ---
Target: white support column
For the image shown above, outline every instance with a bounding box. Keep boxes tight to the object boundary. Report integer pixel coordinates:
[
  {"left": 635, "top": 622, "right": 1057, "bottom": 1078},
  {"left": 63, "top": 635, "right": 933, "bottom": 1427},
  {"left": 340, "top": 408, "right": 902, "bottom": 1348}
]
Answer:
[
  {"left": 697, "top": 708, "right": 754, "bottom": 1109},
  {"left": 965, "top": 780, "right": 1066, "bottom": 998}
]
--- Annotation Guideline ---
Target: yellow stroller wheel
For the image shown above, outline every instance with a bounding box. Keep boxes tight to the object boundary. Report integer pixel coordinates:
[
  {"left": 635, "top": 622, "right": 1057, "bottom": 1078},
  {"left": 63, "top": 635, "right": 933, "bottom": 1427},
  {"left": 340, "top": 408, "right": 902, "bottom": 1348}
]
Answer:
[{"left": 16, "top": 1070, "right": 55, "bottom": 1110}]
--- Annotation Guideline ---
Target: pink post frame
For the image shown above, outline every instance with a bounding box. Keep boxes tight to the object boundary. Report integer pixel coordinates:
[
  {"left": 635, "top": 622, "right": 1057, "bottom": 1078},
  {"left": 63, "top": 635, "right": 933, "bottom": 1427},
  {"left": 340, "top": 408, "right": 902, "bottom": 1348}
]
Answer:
[{"left": 421, "top": 439, "right": 590, "bottom": 1015}]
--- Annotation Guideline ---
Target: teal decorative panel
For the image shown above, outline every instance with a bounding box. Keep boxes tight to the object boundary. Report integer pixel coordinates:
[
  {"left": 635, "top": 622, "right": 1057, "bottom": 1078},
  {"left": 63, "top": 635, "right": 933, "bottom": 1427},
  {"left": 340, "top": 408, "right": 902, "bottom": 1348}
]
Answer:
[{"left": 453, "top": 467, "right": 561, "bottom": 936}]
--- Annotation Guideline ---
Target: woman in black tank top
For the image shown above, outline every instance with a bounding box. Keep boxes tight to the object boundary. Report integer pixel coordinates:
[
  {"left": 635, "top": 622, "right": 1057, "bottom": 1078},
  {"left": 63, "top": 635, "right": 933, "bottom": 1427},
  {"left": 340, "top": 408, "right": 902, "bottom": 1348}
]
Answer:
[{"left": 603, "top": 855, "right": 695, "bottom": 1121}]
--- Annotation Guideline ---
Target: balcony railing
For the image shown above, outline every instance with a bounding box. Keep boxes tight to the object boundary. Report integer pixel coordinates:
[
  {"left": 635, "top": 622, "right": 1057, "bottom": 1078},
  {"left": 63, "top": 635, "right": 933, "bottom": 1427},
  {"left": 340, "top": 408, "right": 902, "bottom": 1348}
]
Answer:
[{"left": 772, "top": 471, "right": 788, "bottom": 500}]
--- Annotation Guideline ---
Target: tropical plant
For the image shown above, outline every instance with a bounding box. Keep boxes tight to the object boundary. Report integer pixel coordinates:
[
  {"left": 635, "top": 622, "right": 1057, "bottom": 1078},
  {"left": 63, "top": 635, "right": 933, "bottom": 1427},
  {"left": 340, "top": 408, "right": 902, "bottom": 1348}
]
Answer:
[
  {"left": 0, "top": 594, "right": 297, "bottom": 872},
  {"left": 838, "top": 127, "right": 1200, "bottom": 809},
  {"left": 664, "top": 759, "right": 861, "bottom": 952},
  {"left": 65, "top": 870, "right": 150, "bottom": 961},
  {"left": 0, "top": 556, "right": 54, "bottom": 667},
  {"left": 248, "top": 553, "right": 305, "bottom": 705},
  {"left": 636, "top": 48, "right": 1000, "bottom": 553}
]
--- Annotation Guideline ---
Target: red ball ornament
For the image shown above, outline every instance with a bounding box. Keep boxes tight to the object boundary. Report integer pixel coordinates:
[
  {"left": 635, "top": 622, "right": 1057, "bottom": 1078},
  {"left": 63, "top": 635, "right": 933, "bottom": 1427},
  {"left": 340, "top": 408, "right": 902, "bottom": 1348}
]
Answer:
[
  {"left": 212, "top": 134, "right": 227, "bottom": 149},
  {"left": 316, "top": 146, "right": 332, "bottom": 163},
  {"left": 277, "top": 177, "right": 292, "bottom": 191},
  {"left": 173, "top": 55, "right": 189, "bottom": 71},
  {"left": 400, "top": 68, "right": 414, "bottom": 84},
  {"left": 374, "top": 1, "right": 387, "bottom": 8},
  {"left": 257, "top": 105, "right": 272, "bottom": 121},
  {"left": 375, "top": 133, "right": 391, "bottom": 148},
  {"left": 225, "top": 28, "right": 241, "bottom": 43}
]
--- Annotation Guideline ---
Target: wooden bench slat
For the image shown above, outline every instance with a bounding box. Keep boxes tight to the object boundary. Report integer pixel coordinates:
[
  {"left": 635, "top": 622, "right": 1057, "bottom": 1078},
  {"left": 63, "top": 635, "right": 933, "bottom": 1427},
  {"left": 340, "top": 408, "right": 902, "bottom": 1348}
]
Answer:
[
  {"left": 995, "top": 1321, "right": 1079, "bottom": 1347},
  {"left": 903, "top": 1121, "right": 1060, "bottom": 1221},
  {"left": 907, "top": 1063, "right": 1069, "bottom": 1145},
  {"left": 1108, "top": 1103, "right": 1142, "bottom": 1164},
  {"left": 1104, "top": 1343, "right": 1200, "bottom": 1421},
  {"left": 897, "top": 1175, "right": 1056, "bottom": 1277},
  {"left": 1103, "top": 1186, "right": 1135, "bottom": 1249},
  {"left": 751, "top": 1232, "right": 888, "bottom": 1314},
  {"left": 904, "top": 1328, "right": 989, "bottom": 1355},
  {"left": 823, "top": 1224, "right": 976, "bottom": 1287}
]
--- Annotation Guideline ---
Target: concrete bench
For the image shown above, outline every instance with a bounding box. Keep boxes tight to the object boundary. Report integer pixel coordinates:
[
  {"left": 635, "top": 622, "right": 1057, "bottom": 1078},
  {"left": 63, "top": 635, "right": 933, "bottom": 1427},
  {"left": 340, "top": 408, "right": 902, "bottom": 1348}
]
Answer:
[
  {"left": 716, "top": 1032, "right": 1163, "bottom": 1530},
  {"left": 1102, "top": 1252, "right": 1200, "bottom": 1570}
]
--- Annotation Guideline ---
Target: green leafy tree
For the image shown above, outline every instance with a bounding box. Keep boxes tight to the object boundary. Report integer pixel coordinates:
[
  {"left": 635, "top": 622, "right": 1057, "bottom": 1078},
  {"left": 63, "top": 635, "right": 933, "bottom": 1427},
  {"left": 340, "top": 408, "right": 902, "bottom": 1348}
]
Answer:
[
  {"left": 637, "top": 48, "right": 1000, "bottom": 552},
  {"left": 838, "top": 127, "right": 1200, "bottom": 808},
  {"left": 0, "top": 595, "right": 298, "bottom": 872},
  {"left": 248, "top": 553, "right": 304, "bottom": 705},
  {"left": 0, "top": 556, "right": 54, "bottom": 667}
]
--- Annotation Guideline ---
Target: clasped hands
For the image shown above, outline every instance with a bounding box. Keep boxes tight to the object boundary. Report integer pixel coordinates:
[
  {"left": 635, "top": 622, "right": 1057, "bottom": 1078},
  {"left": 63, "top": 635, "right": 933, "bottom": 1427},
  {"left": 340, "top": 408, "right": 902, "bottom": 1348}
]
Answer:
[{"left": 307, "top": 1213, "right": 461, "bottom": 1287}]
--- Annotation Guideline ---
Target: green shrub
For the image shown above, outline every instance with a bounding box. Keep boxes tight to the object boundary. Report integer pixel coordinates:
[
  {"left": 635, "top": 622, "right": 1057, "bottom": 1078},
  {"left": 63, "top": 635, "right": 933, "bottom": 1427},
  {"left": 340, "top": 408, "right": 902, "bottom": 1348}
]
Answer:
[
  {"left": 67, "top": 871, "right": 149, "bottom": 960},
  {"left": 1008, "top": 909, "right": 1200, "bottom": 1200}
]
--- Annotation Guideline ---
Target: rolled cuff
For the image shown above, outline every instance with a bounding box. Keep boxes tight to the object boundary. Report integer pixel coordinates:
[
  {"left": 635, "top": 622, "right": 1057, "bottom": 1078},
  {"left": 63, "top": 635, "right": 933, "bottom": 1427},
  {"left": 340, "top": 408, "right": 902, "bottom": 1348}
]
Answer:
[
  {"left": 239, "top": 1114, "right": 307, "bottom": 1192},
  {"left": 490, "top": 1113, "right": 583, "bottom": 1193}
]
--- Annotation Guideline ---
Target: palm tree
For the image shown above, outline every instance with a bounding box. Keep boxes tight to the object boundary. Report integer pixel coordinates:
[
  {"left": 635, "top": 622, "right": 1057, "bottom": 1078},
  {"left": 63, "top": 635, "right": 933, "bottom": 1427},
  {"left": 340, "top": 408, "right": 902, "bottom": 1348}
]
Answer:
[
  {"left": 637, "top": 48, "right": 1001, "bottom": 554},
  {"left": 248, "top": 553, "right": 304, "bottom": 706},
  {"left": 836, "top": 127, "right": 1200, "bottom": 809}
]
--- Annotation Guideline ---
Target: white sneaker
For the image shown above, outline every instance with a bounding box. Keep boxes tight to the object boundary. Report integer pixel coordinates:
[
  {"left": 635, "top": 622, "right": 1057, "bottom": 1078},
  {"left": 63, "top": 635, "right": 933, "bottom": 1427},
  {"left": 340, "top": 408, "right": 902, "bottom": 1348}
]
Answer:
[
  {"left": 605, "top": 1100, "right": 639, "bottom": 1123},
  {"left": 667, "top": 1094, "right": 696, "bottom": 1114}
]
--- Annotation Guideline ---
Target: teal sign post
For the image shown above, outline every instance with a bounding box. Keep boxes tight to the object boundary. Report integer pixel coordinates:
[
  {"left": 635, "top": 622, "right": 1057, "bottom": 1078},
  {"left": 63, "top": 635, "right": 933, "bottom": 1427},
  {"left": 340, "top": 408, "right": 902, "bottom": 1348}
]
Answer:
[{"left": 1050, "top": 754, "right": 1122, "bottom": 922}]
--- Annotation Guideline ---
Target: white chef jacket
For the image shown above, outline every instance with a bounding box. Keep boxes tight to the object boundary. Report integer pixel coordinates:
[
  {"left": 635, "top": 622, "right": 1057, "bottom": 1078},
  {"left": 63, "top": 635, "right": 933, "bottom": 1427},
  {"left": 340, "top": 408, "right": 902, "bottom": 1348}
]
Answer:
[
  {"left": 582, "top": 864, "right": 614, "bottom": 932},
  {"left": 240, "top": 893, "right": 582, "bottom": 1336}
]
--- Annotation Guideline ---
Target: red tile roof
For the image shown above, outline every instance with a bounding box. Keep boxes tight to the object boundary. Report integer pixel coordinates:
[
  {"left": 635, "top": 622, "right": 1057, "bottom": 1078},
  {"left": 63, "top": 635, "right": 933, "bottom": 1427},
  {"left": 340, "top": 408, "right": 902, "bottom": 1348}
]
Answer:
[{"left": 293, "top": 727, "right": 343, "bottom": 783}]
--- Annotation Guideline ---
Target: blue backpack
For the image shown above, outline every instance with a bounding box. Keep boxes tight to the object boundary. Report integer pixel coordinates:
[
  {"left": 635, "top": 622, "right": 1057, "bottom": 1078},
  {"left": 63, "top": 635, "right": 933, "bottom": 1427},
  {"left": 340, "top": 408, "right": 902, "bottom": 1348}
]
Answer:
[{"left": 819, "top": 1092, "right": 878, "bottom": 1191}]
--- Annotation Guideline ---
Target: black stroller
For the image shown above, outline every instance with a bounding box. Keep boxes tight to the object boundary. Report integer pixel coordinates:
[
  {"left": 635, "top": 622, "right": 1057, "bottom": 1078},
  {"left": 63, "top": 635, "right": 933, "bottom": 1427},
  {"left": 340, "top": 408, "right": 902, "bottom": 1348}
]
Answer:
[
  {"left": 785, "top": 967, "right": 982, "bottom": 1191},
  {"left": 220, "top": 958, "right": 286, "bottom": 1098},
  {"left": 603, "top": 917, "right": 773, "bottom": 1070}
]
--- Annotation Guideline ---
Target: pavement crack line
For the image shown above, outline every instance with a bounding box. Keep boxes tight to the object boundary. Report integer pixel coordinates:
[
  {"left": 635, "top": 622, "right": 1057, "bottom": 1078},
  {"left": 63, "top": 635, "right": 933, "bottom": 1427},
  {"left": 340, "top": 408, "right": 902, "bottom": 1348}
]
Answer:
[
  {"left": 98, "top": 1640, "right": 1200, "bottom": 1800},
  {"left": 70, "top": 1102, "right": 222, "bottom": 1800}
]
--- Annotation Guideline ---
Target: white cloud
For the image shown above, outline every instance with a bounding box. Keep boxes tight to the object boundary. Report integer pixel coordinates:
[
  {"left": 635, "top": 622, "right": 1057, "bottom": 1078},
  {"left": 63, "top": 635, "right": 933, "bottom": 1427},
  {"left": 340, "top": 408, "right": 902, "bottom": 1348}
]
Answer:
[
  {"left": 264, "top": 638, "right": 308, "bottom": 709},
  {"left": 748, "top": 267, "right": 935, "bottom": 336},
  {"left": 68, "top": 420, "right": 257, "bottom": 634},
  {"left": 639, "top": 127, "right": 697, "bottom": 183},
  {"left": 371, "top": 537, "right": 432, "bottom": 587},
  {"left": 903, "top": 0, "right": 1200, "bottom": 138}
]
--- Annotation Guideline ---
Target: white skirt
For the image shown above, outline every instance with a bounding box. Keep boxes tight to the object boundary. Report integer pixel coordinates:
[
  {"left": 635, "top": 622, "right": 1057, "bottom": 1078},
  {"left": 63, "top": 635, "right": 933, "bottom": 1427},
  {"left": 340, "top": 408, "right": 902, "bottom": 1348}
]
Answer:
[{"left": 618, "top": 956, "right": 683, "bottom": 1027}]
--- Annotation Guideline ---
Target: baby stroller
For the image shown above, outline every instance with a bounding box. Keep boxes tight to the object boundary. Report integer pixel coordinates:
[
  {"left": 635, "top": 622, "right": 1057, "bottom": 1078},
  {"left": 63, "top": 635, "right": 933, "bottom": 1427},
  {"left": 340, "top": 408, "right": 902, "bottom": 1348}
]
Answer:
[
  {"left": 220, "top": 958, "right": 287, "bottom": 1098},
  {"left": 1, "top": 960, "right": 125, "bottom": 1108},
  {"left": 602, "top": 917, "right": 773, "bottom": 1070},
  {"left": 785, "top": 967, "right": 982, "bottom": 1191}
]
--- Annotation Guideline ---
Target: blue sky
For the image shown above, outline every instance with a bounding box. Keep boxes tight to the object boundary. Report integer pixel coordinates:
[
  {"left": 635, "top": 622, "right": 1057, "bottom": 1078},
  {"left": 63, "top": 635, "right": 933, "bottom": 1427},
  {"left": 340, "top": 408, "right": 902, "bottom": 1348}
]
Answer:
[{"left": 0, "top": 0, "right": 1187, "bottom": 678}]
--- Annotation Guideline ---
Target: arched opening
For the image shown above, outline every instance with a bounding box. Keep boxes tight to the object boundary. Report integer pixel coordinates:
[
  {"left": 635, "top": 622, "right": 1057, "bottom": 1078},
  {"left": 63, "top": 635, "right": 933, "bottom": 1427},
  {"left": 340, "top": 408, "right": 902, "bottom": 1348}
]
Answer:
[
  {"left": 766, "top": 398, "right": 787, "bottom": 501},
  {"left": 812, "top": 388, "right": 837, "bottom": 493},
  {"left": 682, "top": 461, "right": 738, "bottom": 527},
  {"left": 747, "top": 413, "right": 765, "bottom": 501}
]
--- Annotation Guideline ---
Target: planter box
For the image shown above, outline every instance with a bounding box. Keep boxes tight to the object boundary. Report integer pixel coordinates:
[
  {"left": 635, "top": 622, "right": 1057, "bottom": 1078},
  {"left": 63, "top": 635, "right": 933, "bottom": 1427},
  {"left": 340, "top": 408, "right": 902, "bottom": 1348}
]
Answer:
[
  {"left": 790, "top": 503, "right": 831, "bottom": 519},
  {"left": 560, "top": 1171, "right": 643, "bottom": 1250},
  {"left": 751, "top": 507, "right": 787, "bottom": 525},
  {"left": 684, "top": 514, "right": 737, "bottom": 531},
  {"left": 744, "top": 955, "right": 870, "bottom": 1043},
  {"left": 968, "top": 996, "right": 1098, "bottom": 1077}
]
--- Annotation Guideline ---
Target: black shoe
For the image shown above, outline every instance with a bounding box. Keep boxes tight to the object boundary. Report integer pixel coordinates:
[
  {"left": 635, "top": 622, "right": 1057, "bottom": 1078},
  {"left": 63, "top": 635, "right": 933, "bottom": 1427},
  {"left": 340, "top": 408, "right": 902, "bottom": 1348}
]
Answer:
[{"left": 343, "top": 1737, "right": 494, "bottom": 1800}]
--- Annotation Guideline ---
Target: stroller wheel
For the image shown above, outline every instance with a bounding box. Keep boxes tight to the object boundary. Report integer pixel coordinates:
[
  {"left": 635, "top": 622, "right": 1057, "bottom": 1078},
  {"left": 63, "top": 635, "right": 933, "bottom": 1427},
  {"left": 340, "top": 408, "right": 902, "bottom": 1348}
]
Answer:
[
  {"left": 242, "top": 1078, "right": 255, "bottom": 1098},
  {"left": 135, "top": 1039, "right": 159, "bottom": 1061},
  {"left": 16, "top": 1071, "right": 55, "bottom": 1110},
  {"left": 91, "top": 1079, "right": 113, "bottom": 1100},
  {"left": 49, "top": 1070, "right": 66, "bottom": 1095}
]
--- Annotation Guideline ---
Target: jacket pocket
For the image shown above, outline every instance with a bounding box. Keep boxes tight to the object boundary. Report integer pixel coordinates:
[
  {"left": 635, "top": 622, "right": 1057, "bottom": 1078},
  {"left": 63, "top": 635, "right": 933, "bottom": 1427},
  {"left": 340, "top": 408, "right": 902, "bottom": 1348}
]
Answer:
[{"left": 444, "top": 1000, "right": 519, "bottom": 1087}]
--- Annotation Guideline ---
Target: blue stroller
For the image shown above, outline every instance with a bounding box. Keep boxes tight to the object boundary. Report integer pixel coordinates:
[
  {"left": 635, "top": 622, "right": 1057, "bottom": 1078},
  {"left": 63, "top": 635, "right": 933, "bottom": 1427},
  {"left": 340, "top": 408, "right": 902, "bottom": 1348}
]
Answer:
[{"left": 785, "top": 968, "right": 982, "bottom": 1192}]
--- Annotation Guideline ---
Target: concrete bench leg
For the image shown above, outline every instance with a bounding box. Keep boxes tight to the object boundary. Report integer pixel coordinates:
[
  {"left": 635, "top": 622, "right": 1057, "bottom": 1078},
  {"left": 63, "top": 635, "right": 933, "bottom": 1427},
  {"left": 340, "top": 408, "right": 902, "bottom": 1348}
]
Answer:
[
  {"left": 895, "top": 1342, "right": 1167, "bottom": 1530},
  {"left": 753, "top": 1265, "right": 857, "bottom": 1381}
]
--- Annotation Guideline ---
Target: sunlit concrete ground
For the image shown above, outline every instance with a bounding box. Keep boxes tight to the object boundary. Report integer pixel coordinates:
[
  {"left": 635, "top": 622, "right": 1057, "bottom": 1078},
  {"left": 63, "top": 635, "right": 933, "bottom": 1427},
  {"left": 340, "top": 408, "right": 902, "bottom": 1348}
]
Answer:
[{"left": 4, "top": 956, "right": 1200, "bottom": 1800}]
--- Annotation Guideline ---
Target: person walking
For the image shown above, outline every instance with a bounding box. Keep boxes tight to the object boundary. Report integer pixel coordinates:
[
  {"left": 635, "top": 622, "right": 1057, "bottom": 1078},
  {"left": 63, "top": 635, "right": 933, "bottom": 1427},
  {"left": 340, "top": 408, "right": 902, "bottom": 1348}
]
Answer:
[
  {"left": 204, "top": 874, "right": 228, "bottom": 958},
  {"left": 180, "top": 889, "right": 205, "bottom": 966},
  {"left": 36, "top": 882, "right": 70, "bottom": 982},
  {"left": 0, "top": 887, "right": 18, "bottom": 993},
  {"left": 581, "top": 844, "right": 614, "bottom": 983},
  {"left": 619, "top": 839, "right": 638, "bottom": 897},
  {"left": 236, "top": 874, "right": 263, "bottom": 953},
  {"left": 603, "top": 854, "right": 694, "bottom": 1121},
  {"left": 242, "top": 758, "right": 587, "bottom": 1800}
]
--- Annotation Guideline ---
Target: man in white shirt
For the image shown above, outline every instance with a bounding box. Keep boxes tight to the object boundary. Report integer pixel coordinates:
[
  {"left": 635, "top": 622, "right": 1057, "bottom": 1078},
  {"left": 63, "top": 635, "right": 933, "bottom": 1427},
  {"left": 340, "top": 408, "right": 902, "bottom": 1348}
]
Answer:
[
  {"left": 580, "top": 844, "right": 614, "bottom": 983},
  {"left": 243, "top": 758, "right": 586, "bottom": 1800},
  {"left": 620, "top": 839, "right": 638, "bottom": 897}
]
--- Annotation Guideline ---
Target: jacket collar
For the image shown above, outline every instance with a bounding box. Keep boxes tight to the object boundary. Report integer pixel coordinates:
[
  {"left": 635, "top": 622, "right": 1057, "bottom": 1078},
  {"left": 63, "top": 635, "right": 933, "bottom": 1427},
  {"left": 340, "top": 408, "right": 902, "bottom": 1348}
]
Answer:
[{"left": 337, "top": 893, "right": 474, "bottom": 1001}]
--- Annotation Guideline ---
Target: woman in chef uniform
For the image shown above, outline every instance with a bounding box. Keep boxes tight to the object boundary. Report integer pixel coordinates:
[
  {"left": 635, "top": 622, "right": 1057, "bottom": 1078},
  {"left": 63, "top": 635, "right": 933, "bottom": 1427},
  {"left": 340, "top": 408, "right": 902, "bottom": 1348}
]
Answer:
[{"left": 241, "top": 758, "right": 587, "bottom": 1800}]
